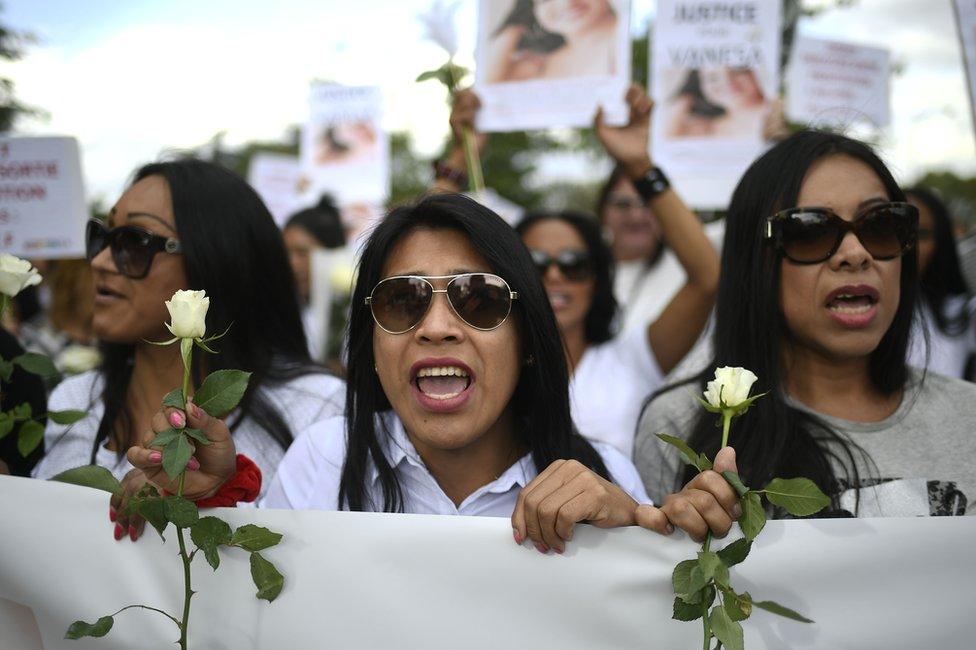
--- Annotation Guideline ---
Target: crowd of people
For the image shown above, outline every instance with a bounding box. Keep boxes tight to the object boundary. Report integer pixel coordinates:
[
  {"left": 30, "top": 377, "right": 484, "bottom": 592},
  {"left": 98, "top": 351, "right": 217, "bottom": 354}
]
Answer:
[{"left": 0, "top": 82, "right": 973, "bottom": 553}]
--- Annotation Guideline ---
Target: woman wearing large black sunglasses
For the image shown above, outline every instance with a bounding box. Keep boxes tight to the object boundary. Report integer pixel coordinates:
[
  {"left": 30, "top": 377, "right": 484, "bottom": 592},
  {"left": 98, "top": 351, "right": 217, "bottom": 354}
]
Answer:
[
  {"left": 635, "top": 131, "right": 976, "bottom": 529},
  {"left": 32, "top": 158, "right": 344, "bottom": 540},
  {"left": 122, "top": 194, "right": 739, "bottom": 553}
]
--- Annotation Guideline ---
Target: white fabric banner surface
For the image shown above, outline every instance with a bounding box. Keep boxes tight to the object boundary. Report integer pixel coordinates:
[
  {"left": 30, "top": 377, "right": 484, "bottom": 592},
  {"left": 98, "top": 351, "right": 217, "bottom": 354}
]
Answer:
[
  {"left": 787, "top": 35, "right": 891, "bottom": 128},
  {"left": 0, "top": 137, "right": 87, "bottom": 259},
  {"left": 0, "top": 475, "right": 973, "bottom": 649},
  {"left": 246, "top": 153, "right": 302, "bottom": 228},
  {"left": 650, "top": 0, "right": 782, "bottom": 209}
]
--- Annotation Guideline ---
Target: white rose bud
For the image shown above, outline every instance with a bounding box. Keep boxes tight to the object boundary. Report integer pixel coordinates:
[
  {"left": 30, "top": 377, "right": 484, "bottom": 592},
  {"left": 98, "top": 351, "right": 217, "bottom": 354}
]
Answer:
[
  {"left": 0, "top": 254, "right": 42, "bottom": 298},
  {"left": 57, "top": 344, "right": 102, "bottom": 375},
  {"left": 704, "top": 366, "right": 759, "bottom": 410},
  {"left": 165, "top": 289, "right": 209, "bottom": 339}
]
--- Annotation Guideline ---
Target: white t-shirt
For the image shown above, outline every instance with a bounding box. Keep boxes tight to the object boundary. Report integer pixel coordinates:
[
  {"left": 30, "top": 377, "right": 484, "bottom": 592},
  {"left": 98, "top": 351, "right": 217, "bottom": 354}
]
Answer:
[
  {"left": 263, "top": 412, "right": 651, "bottom": 514},
  {"left": 614, "top": 220, "right": 725, "bottom": 334},
  {"left": 569, "top": 326, "right": 663, "bottom": 459},
  {"left": 32, "top": 369, "right": 346, "bottom": 498},
  {"left": 907, "top": 298, "right": 976, "bottom": 379}
]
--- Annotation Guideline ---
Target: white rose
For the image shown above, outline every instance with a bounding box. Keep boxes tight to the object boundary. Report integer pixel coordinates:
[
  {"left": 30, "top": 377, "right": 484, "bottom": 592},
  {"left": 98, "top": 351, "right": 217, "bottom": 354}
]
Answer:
[
  {"left": 329, "top": 264, "right": 356, "bottom": 296},
  {"left": 0, "top": 254, "right": 42, "bottom": 298},
  {"left": 165, "top": 289, "right": 209, "bottom": 339},
  {"left": 57, "top": 344, "right": 102, "bottom": 375},
  {"left": 704, "top": 367, "right": 759, "bottom": 409}
]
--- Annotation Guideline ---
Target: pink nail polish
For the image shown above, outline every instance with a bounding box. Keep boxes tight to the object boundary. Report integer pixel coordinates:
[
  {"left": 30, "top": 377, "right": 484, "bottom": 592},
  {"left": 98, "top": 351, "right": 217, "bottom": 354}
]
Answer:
[
  {"left": 189, "top": 402, "right": 204, "bottom": 419},
  {"left": 187, "top": 457, "right": 200, "bottom": 471},
  {"left": 534, "top": 542, "right": 548, "bottom": 554},
  {"left": 109, "top": 507, "right": 117, "bottom": 523},
  {"left": 113, "top": 524, "right": 123, "bottom": 541},
  {"left": 554, "top": 547, "right": 564, "bottom": 555},
  {"left": 168, "top": 411, "right": 185, "bottom": 428},
  {"left": 128, "top": 525, "right": 137, "bottom": 542},
  {"left": 148, "top": 451, "right": 162, "bottom": 463}
]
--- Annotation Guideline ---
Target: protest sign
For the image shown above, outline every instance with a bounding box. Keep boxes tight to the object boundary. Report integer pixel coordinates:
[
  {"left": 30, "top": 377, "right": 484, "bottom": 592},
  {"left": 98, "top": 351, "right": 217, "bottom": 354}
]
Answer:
[
  {"left": 474, "top": 0, "right": 631, "bottom": 132},
  {"left": 0, "top": 137, "right": 87, "bottom": 259},
  {"left": 0, "top": 475, "right": 973, "bottom": 649},
  {"left": 651, "top": 0, "right": 782, "bottom": 209},
  {"left": 247, "top": 153, "right": 302, "bottom": 227},
  {"left": 954, "top": 0, "right": 976, "bottom": 139},
  {"left": 787, "top": 35, "right": 891, "bottom": 128}
]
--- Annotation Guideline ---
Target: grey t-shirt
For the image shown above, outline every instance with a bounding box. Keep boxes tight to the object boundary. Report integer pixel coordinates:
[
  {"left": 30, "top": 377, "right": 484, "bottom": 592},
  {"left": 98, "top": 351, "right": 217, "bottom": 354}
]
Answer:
[{"left": 634, "top": 369, "right": 976, "bottom": 517}]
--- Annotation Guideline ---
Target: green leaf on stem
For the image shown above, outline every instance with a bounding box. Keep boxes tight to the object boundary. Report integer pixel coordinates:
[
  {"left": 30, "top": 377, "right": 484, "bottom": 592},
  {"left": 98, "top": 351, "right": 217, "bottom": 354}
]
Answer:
[
  {"left": 679, "top": 584, "right": 715, "bottom": 607},
  {"left": 65, "top": 615, "right": 114, "bottom": 639},
  {"left": 51, "top": 465, "right": 122, "bottom": 496},
  {"left": 655, "top": 433, "right": 713, "bottom": 472},
  {"left": 162, "top": 433, "right": 194, "bottom": 479},
  {"left": 709, "top": 605, "right": 744, "bottom": 650},
  {"left": 672, "top": 559, "right": 697, "bottom": 596},
  {"left": 17, "top": 420, "right": 44, "bottom": 456},
  {"left": 164, "top": 496, "right": 199, "bottom": 528},
  {"left": 190, "top": 516, "right": 233, "bottom": 570},
  {"left": 722, "top": 589, "right": 753, "bottom": 622},
  {"left": 720, "top": 471, "right": 750, "bottom": 498},
  {"left": 194, "top": 339, "right": 218, "bottom": 355},
  {"left": 131, "top": 497, "right": 168, "bottom": 539},
  {"left": 11, "top": 403, "right": 31, "bottom": 420},
  {"left": 686, "top": 566, "right": 710, "bottom": 596},
  {"left": 151, "top": 427, "right": 181, "bottom": 448},
  {"left": 193, "top": 369, "right": 252, "bottom": 417},
  {"left": 0, "top": 358, "right": 13, "bottom": 382},
  {"left": 753, "top": 599, "right": 814, "bottom": 623},
  {"left": 697, "top": 551, "right": 723, "bottom": 581},
  {"left": 182, "top": 428, "right": 212, "bottom": 446},
  {"left": 250, "top": 552, "right": 284, "bottom": 602},
  {"left": 761, "top": 478, "right": 831, "bottom": 517},
  {"left": 0, "top": 414, "right": 13, "bottom": 440},
  {"left": 231, "top": 524, "right": 283, "bottom": 552},
  {"left": 162, "top": 388, "right": 184, "bottom": 410},
  {"left": 47, "top": 410, "right": 87, "bottom": 425},
  {"left": 738, "top": 492, "right": 766, "bottom": 541},
  {"left": 716, "top": 539, "right": 752, "bottom": 567},
  {"left": 12, "top": 352, "right": 57, "bottom": 377},
  {"left": 672, "top": 596, "right": 704, "bottom": 621}
]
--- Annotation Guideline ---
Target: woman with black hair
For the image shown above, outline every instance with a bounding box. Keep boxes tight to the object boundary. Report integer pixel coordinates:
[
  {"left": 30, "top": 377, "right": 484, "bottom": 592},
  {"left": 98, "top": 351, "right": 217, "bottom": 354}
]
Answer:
[
  {"left": 636, "top": 131, "right": 976, "bottom": 525},
  {"left": 124, "top": 194, "right": 739, "bottom": 553},
  {"left": 904, "top": 187, "right": 975, "bottom": 379},
  {"left": 32, "top": 159, "right": 345, "bottom": 538}
]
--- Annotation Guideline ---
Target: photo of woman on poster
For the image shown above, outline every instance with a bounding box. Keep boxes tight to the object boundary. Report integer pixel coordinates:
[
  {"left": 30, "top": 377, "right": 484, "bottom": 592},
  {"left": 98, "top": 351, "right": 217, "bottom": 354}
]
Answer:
[
  {"left": 663, "top": 66, "right": 771, "bottom": 139},
  {"left": 314, "top": 119, "right": 379, "bottom": 165},
  {"left": 484, "top": 0, "right": 620, "bottom": 83}
]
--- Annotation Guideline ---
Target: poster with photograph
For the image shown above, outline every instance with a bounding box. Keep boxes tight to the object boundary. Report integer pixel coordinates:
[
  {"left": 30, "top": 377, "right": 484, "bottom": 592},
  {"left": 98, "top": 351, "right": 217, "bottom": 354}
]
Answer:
[
  {"left": 954, "top": 0, "right": 976, "bottom": 138},
  {"left": 0, "top": 136, "right": 87, "bottom": 259},
  {"left": 651, "top": 0, "right": 782, "bottom": 209},
  {"left": 787, "top": 36, "right": 890, "bottom": 128},
  {"left": 247, "top": 152, "right": 302, "bottom": 227},
  {"left": 299, "top": 83, "right": 389, "bottom": 247},
  {"left": 474, "top": 0, "right": 631, "bottom": 132}
]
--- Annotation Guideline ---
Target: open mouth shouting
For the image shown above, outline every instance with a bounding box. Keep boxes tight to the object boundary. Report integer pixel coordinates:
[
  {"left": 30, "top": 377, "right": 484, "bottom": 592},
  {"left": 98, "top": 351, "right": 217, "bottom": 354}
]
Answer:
[
  {"left": 410, "top": 358, "right": 475, "bottom": 413},
  {"left": 824, "top": 284, "right": 879, "bottom": 328}
]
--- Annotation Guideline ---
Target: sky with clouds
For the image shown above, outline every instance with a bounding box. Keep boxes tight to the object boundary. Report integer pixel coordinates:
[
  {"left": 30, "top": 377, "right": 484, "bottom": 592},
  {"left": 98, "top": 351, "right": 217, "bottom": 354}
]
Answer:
[{"left": 3, "top": 0, "right": 974, "bottom": 204}]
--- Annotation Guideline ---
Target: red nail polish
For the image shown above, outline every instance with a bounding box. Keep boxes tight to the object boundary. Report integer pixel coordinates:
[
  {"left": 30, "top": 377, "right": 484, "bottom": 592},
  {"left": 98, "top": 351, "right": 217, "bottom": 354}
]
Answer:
[
  {"left": 169, "top": 411, "right": 185, "bottom": 428},
  {"left": 534, "top": 543, "right": 548, "bottom": 554},
  {"left": 114, "top": 524, "right": 123, "bottom": 541},
  {"left": 149, "top": 451, "right": 162, "bottom": 463},
  {"left": 128, "top": 525, "right": 137, "bottom": 542},
  {"left": 554, "top": 547, "right": 564, "bottom": 555},
  {"left": 513, "top": 529, "right": 522, "bottom": 545},
  {"left": 109, "top": 507, "right": 117, "bottom": 522}
]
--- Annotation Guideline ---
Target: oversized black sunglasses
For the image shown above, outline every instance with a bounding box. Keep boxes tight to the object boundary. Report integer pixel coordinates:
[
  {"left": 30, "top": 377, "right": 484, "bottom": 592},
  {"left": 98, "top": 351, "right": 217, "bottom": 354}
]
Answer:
[
  {"left": 764, "top": 202, "right": 918, "bottom": 264},
  {"left": 365, "top": 273, "right": 518, "bottom": 335},
  {"left": 85, "top": 219, "right": 183, "bottom": 279},
  {"left": 529, "top": 249, "right": 593, "bottom": 282}
]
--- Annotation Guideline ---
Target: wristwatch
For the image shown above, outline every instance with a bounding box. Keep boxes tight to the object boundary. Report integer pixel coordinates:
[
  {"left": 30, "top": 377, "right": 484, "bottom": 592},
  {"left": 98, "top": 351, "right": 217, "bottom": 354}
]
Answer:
[{"left": 631, "top": 166, "right": 671, "bottom": 200}]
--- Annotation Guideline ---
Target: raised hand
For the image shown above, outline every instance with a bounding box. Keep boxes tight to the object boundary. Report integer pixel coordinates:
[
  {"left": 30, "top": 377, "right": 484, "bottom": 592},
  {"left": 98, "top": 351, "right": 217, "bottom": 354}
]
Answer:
[{"left": 595, "top": 83, "right": 654, "bottom": 178}]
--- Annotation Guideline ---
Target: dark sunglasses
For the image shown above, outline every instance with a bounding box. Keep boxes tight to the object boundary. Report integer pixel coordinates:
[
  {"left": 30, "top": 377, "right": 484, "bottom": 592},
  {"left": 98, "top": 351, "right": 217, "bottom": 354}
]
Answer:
[
  {"left": 529, "top": 249, "right": 593, "bottom": 282},
  {"left": 85, "top": 219, "right": 183, "bottom": 279},
  {"left": 764, "top": 202, "right": 918, "bottom": 264},
  {"left": 365, "top": 273, "right": 519, "bottom": 335}
]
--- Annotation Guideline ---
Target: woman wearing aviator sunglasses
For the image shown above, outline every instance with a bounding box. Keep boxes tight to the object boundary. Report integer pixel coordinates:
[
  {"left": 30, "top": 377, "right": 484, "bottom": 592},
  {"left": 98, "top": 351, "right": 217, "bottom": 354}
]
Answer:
[
  {"left": 636, "top": 131, "right": 976, "bottom": 528},
  {"left": 33, "top": 159, "right": 345, "bottom": 540},
  {"left": 125, "top": 194, "right": 737, "bottom": 553}
]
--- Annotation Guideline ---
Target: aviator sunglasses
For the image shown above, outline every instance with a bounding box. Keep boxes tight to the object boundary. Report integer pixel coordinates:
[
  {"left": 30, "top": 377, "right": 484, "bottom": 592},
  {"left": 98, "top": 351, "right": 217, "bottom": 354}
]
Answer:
[
  {"left": 366, "top": 273, "right": 519, "bottom": 335},
  {"left": 529, "top": 249, "right": 593, "bottom": 282},
  {"left": 85, "top": 219, "right": 183, "bottom": 279},
  {"left": 764, "top": 202, "right": 918, "bottom": 264}
]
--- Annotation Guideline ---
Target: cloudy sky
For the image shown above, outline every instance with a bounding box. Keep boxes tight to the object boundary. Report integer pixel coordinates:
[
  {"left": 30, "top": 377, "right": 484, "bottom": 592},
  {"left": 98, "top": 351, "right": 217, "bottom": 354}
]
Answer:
[{"left": 3, "top": 0, "right": 973, "bottom": 204}]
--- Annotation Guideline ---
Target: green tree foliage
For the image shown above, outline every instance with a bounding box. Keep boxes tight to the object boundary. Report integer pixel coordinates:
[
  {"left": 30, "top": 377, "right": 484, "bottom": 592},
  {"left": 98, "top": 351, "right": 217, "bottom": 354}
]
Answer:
[{"left": 0, "top": 8, "right": 43, "bottom": 132}]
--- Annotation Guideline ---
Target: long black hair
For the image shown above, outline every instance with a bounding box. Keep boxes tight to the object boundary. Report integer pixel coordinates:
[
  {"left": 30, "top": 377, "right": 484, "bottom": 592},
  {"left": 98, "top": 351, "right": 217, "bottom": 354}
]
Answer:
[
  {"left": 905, "top": 186, "right": 971, "bottom": 336},
  {"left": 653, "top": 131, "right": 918, "bottom": 508},
  {"left": 494, "top": 0, "right": 566, "bottom": 54},
  {"left": 515, "top": 210, "right": 617, "bottom": 344},
  {"left": 284, "top": 193, "right": 346, "bottom": 249},
  {"left": 339, "top": 193, "right": 610, "bottom": 512},
  {"left": 93, "top": 158, "right": 320, "bottom": 462}
]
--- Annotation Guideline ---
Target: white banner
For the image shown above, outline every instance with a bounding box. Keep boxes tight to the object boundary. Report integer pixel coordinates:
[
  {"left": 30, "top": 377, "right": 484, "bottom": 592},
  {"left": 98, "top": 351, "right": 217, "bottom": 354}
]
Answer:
[
  {"left": 787, "top": 35, "right": 891, "bottom": 128},
  {"left": 0, "top": 475, "right": 973, "bottom": 649},
  {"left": 474, "top": 0, "right": 631, "bottom": 132},
  {"left": 651, "top": 0, "right": 782, "bottom": 209},
  {"left": 246, "top": 153, "right": 302, "bottom": 228},
  {"left": 0, "top": 137, "right": 87, "bottom": 259},
  {"left": 954, "top": 0, "right": 976, "bottom": 139}
]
